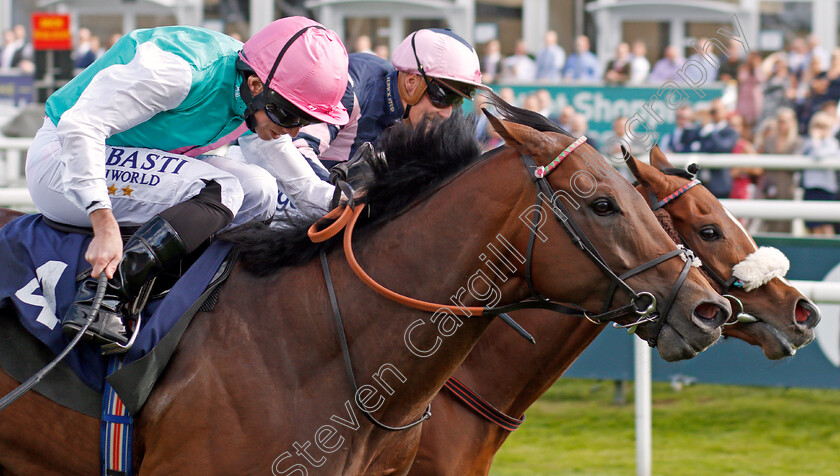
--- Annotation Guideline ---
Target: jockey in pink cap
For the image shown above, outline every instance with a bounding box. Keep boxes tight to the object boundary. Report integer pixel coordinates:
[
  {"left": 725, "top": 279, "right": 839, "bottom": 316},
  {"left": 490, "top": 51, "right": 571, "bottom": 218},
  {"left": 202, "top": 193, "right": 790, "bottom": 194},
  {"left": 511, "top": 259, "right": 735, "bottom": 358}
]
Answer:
[
  {"left": 391, "top": 28, "right": 485, "bottom": 125},
  {"left": 293, "top": 28, "right": 484, "bottom": 178},
  {"left": 26, "top": 17, "right": 349, "bottom": 348}
]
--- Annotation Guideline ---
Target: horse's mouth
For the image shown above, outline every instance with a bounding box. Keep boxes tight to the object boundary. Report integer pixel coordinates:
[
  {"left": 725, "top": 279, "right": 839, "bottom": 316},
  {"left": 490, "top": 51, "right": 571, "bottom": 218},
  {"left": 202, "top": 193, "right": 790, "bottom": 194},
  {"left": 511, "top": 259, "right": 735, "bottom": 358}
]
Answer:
[
  {"left": 652, "top": 322, "right": 720, "bottom": 362},
  {"left": 727, "top": 317, "right": 814, "bottom": 360}
]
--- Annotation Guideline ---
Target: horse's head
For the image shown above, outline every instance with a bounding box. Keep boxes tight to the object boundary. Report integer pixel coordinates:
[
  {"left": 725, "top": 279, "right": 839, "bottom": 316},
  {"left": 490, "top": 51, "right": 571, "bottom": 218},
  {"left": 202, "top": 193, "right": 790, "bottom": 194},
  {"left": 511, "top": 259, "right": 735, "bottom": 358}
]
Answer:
[
  {"left": 484, "top": 109, "right": 731, "bottom": 361},
  {"left": 626, "top": 145, "right": 820, "bottom": 359}
]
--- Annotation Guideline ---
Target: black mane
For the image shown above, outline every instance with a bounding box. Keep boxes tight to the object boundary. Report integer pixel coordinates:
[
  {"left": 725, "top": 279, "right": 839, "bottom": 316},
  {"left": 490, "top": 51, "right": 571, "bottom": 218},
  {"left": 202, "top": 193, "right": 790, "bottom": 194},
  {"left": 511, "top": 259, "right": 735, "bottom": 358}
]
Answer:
[
  {"left": 485, "top": 90, "right": 572, "bottom": 137},
  {"left": 222, "top": 112, "right": 482, "bottom": 276},
  {"left": 659, "top": 166, "right": 696, "bottom": 181}
]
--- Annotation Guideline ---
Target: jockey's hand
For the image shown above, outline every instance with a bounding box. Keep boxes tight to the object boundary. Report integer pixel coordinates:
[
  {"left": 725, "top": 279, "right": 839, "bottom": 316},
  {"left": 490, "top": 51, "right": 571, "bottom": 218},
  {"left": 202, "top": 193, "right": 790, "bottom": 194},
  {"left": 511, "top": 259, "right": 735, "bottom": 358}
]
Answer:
[{"left": 87, "top": 208, "right": 123, "bottom": 279}]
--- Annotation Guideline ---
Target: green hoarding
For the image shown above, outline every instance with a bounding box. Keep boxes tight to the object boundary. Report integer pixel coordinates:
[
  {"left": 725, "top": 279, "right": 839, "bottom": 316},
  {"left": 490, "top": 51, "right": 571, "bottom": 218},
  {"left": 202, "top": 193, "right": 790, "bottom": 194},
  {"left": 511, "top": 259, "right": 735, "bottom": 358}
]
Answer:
[{"left": 490, "top": 83, "right": 725, "bottom": 148}]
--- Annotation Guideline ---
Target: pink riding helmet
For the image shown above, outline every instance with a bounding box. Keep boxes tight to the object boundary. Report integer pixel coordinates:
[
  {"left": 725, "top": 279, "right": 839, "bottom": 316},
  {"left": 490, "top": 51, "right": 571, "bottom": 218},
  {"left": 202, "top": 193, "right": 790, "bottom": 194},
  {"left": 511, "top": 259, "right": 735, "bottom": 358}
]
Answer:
[
  {"left": 391, "top": 28, "right": 482, "bottom": 88},
  {"left": 240, "top": 17, "right": 349, "bottom": 125}
]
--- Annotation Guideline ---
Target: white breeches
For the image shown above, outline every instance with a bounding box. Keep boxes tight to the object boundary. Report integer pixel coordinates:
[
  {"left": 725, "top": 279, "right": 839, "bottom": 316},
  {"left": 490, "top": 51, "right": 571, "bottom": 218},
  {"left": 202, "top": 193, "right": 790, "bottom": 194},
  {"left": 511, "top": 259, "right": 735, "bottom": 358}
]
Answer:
[{"left": 26, "top": 118, "right": 277, "bottom": 227}]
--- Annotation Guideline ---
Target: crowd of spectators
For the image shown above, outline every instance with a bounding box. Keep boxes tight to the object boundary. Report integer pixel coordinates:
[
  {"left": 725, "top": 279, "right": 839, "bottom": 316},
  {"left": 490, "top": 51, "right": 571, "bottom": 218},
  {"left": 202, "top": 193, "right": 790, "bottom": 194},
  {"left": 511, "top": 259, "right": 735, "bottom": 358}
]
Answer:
[
  {"left": 0, "top": 24, "right": 33, "bottom": 74},
  {"left": 474, "top": 33, "right": 840, "bottom": 236}
]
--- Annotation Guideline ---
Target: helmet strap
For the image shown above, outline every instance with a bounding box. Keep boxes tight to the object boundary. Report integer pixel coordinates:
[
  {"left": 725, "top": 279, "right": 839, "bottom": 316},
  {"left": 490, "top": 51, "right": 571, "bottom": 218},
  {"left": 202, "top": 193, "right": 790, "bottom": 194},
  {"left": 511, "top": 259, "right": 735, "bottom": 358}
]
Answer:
[
  {"left": 397, "top": 72, "right": 426, "bottom": 120},
  {"left": 239, "top": 73, "right": 269, "bottom": 133}
]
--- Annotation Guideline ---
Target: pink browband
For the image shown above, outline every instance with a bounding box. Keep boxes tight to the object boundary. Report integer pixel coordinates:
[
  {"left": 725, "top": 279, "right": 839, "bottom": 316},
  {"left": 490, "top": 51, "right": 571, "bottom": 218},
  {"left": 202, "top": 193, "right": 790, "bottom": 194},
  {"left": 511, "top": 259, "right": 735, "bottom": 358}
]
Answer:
[{"left": 534, "top": 136, "right": 588, "bottom": 178}]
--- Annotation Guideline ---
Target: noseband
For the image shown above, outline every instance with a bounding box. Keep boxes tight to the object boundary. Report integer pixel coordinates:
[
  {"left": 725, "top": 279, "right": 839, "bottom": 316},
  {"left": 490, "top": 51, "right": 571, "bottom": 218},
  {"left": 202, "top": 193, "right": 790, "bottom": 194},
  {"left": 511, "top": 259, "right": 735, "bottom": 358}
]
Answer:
[{"left": 520, "top": 137, "right": 696, "bottom": 345}]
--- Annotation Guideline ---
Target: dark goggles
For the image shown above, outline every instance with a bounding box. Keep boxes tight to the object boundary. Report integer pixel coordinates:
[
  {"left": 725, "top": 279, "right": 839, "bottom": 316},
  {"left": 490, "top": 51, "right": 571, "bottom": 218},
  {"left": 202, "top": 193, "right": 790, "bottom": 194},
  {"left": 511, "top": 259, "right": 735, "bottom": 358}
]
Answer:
[
  {"left": 263, "top": 91, "right": 321, "bottom": 128},
  {"left": 422, "top": 76, "right": 476, "bottom": 109}
]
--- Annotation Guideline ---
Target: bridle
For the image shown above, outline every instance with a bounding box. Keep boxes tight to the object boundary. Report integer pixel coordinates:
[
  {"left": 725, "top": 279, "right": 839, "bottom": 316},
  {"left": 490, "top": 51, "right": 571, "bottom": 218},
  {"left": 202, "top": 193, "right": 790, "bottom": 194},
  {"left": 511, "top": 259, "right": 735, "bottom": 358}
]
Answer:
[
  {"left": 311, "top": 135, "right": 700, "bottom": 433},
  {"left": 643, "top": 177, "right": 745, "bottom": 318},
  {"left": 517, "top": 136, "right": 697, "bottom": 343}
]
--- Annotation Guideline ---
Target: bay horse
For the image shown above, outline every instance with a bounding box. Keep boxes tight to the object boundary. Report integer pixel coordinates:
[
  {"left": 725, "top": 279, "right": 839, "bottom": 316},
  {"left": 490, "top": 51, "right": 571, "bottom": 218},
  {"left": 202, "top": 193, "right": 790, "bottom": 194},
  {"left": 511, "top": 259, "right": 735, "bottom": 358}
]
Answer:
[
  {"left": 404, "top": 108, "right": 820, "bottom": 476},
  {"left": 0, "top": 111, "right": 729, "bottom": 474}
]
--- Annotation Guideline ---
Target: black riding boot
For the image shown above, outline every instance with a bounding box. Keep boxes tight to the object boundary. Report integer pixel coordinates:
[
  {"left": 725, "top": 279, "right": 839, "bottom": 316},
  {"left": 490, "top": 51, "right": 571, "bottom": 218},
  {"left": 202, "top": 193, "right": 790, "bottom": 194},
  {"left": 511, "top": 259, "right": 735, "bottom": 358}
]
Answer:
[{"left": 62, "top": 215, "right": 187, "bottom": 346}]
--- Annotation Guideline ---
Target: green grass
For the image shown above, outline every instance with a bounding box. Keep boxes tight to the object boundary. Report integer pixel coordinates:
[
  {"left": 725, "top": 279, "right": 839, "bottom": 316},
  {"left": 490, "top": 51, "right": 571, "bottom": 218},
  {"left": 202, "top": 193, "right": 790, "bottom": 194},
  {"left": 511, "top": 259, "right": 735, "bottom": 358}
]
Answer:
[{"left": 489, "top": 379, "right": 840, "bottom": 476}]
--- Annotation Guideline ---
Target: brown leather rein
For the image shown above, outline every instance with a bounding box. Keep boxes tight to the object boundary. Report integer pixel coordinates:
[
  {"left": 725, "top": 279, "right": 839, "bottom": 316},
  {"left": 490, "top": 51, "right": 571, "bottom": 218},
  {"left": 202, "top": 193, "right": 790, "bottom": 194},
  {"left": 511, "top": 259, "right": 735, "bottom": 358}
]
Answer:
[{"left": 309, "top": 204, "right": 488, "bottom": 316}]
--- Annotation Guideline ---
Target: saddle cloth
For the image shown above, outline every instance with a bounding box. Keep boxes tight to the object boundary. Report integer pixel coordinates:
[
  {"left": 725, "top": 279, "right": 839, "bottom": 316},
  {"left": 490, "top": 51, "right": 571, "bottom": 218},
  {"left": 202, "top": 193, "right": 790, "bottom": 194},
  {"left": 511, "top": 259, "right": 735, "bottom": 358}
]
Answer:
[{"left": 0, "top": 213, "right": 232, "bottom": 412}]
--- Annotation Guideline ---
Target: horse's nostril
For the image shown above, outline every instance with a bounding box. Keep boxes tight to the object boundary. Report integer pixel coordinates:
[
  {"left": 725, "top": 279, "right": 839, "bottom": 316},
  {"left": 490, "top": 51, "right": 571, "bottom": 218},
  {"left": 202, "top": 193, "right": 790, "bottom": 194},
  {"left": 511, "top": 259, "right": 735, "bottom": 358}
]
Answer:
[
  {"left": 694, "top": 302, "right": 719, "bottom": 320},
  {"left": 795, "top": 304, "right": 810, "bottom": 323},
  {"left": 794, "top": 299, "right": 821, "bottom": 328}
]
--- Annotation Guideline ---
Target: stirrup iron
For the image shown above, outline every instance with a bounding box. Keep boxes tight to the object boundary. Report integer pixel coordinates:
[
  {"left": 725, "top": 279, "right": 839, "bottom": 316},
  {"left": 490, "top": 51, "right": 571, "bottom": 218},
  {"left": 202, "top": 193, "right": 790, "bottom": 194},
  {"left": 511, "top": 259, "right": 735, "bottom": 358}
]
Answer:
[{"left": 100, "top": 277, "right": 155, "bottom": 355}]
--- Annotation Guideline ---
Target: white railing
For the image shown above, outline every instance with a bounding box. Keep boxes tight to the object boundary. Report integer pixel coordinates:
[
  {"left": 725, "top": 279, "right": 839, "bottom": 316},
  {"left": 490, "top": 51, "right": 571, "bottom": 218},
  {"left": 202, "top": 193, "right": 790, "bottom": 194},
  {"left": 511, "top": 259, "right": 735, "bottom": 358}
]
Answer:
[
  {"left": 667, "top": 153, "right": 840, "bottom": 170},
  {"left": 0, "top": 137, "right": 30, "bottom": 187}
]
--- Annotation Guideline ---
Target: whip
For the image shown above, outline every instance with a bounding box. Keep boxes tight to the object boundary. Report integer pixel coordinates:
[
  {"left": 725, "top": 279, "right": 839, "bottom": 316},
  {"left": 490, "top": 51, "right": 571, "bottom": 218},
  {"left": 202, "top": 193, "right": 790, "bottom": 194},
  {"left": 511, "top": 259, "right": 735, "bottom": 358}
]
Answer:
[{"left": 0, "top": 274, "right": 109, "bottom": 411}]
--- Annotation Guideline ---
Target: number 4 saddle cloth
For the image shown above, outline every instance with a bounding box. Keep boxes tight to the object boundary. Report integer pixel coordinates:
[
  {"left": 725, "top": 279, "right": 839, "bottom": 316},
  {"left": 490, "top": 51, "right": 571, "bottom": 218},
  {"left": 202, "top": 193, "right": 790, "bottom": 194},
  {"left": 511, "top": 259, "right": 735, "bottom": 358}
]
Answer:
[{"left": 0, "top": 213, "right": 234, "bottom": 414}]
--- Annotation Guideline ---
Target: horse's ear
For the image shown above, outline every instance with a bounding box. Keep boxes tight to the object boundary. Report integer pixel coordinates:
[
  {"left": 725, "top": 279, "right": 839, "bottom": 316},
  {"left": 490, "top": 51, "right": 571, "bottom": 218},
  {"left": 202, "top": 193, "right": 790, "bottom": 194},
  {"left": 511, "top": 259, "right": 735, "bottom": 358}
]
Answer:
[
  {"left": 483, "top": 109, "right": 552, "bottom": 156},
  {"left": 624, "top": 146, "right": 662, "bottom": 190},
  {"left": 649, "top": 145, "right": 675, "bottom": 170}
]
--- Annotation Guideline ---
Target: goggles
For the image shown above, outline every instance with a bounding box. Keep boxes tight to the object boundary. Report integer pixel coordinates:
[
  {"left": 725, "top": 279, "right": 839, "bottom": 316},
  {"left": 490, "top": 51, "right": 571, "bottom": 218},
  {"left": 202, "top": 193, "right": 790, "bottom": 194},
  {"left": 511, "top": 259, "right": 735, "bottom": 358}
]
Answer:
[
  {"left": 422, "top": 76, "right": 476, "bottom": 109},
  {"left": 263, "top": 91, "right": 320, "bottom": 128}
]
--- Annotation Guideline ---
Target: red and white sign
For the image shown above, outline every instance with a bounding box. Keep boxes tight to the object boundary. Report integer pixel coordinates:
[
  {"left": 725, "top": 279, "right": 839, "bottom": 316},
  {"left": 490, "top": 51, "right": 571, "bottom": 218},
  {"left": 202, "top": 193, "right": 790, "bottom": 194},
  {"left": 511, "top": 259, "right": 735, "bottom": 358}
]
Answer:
[{"left": 32, "top": 13, "right": 72, "bottom": 51}]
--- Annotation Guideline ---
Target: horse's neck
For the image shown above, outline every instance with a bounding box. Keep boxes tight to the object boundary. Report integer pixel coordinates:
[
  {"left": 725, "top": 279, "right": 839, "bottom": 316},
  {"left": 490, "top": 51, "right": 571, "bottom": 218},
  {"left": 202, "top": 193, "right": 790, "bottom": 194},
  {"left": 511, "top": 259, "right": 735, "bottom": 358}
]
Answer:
[
  {"left": 452, "top": 311, "right": 606, "bottom": 435},
  {"left": 244, "top": 151, "right": 535, "bottom": 430}
]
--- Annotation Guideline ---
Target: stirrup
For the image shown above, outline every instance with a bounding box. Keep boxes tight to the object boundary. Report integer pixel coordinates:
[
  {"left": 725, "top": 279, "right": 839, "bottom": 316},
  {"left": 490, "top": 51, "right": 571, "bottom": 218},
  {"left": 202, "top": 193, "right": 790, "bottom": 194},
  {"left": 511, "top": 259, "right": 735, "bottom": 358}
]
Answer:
[
  {"left": 100, "top": 277, "right": 155, "bottom": 355},
  {"left": 101, "top": 313, "right": 142, "bottom": 355}
]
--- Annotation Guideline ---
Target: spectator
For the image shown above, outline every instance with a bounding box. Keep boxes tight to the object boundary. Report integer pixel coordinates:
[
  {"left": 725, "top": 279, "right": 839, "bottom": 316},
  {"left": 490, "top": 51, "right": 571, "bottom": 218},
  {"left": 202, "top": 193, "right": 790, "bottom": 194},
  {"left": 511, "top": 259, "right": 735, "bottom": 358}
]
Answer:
[
  {"left": 522, "top": 93, "right": 542, "bottom": 113},
  {"left": 352, "top": 35, "right": 374, "bottom": 54},
  {"left": 374, "top": 44, "right": 389, "bottom": 60},
  {"left": 472, "top": 93, "right": 503, "bottom": 152},
  {"left": 808, "top": 34, "right": 831, "bottom": 71},
  {"left": 718, "top": 38, "right": 745, "bottom": 82},
  {"left": 753, "top": 116, "right": 778, "bottom": 155},
  {"left": 727, "top": 113, "right": 762, "bottom": 200},
  {"left": 759, "top": 108, "right": 802, "bottom": 156},
  {"left": 736, "top": 52, "right": 764, "bottom": 130},
  {"left": 481, "top": 39, "right": 502, "bottom": 83},
  {"left": 535, "top": 30, "right": 565, "bottom": 82},
  {"left": 107, "top": 33, "right": 122, "bottom": 50},
  {"left": 535, "top": 89, "right": 554, "bottom": 117},
  {"left": 605, "top": 115, "right": 645, "bottom": 159},
  {"left": 498, "top": 86, "right": 515, "bottom": 105},
  {"left": 0, "top": 29, "right": 24, "bottom": 70},
  {"left": 659, "top": 105, "right": 694, "bottom": 153},
  {"left": 686, "top": 38, "right": 719, "bottom": 82},
  {"left": 569, "top": 112, "right": 599, "bottom": 150},
  {"left": 563, "top": 35, "right": 600, "bottom": 81},
  {"left": 12, "top": 24, "right": 33, "bottom": 68},
  {"left": 629, "top": 40, "right": 650, "bottom": 84},
  {"left": 756, "top": 108, "right": 801, "bottom": 233},
  {"left": 788, "top": 37, "right": 810, "bottom": 77},
  {"left": 686, "top": 99, "right": 738, "bottom": 198},
  {"left": 604, "top": 42, "right": 631, "bottom": 84},
  {"left": 228, "top": 32, "right": 243, "bottom": 42},
  {"left": 557, "top": 105, "right": 575, "bottom": 131},
  {"left": 759, "top": 53, "right": 795, "bottom": 125},
  {"left": 798, "top": 55, "right": 830, "bottom": 134},
  {"left": 74, "top": 34, "right": 102, "bottom": 70},
  {"left": 502, "top": 39, "right": 536, "bottom": 82},
  {"left": 800, "top": 111, "right": 839, "bottom": 235},
  {"left": 819, "top": 49, "right": 840, "bottom": 102},
  {"left": 472, "top": 92, "right": 490, "bottom": 143},
  {"left": 72, "top": 28, "right": 93, "bottom": 69},
  {"left": 648, "top": 46, "right": 684, "bottom": 83}
]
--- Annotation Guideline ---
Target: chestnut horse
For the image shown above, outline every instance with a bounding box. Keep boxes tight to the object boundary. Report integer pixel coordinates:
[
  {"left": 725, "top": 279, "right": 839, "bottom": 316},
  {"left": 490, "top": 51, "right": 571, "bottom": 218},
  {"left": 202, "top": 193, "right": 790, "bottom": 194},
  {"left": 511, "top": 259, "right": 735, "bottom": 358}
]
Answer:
[
  {"left": 405, "top": 113, "right": 819, "bottom": 476},
  {"left": 0, "top": 112, "right": 729, "bottom": 474}
]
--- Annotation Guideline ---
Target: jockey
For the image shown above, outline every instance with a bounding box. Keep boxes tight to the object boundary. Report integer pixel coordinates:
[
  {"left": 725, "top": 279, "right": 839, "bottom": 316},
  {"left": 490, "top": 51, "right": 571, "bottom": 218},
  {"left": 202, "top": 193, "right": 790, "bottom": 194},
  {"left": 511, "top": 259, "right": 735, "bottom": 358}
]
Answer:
[
  {"left": 293, "top": 28, "right": 483, "bottom": 171},
  {"left": 25, "top": 17, "right": 349, "bottom": 347}
]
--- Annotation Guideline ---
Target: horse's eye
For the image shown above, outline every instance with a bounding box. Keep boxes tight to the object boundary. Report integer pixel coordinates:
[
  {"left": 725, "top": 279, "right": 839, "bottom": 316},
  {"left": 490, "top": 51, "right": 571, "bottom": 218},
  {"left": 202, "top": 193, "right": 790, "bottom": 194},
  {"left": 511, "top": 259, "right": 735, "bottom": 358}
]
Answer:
[
  {"left": 591, "top": 198, "right": 616, "bottom": 216},
  {"left": 699, "top": 225, "right": 721, "bottom": 241}
]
